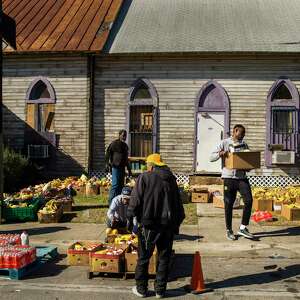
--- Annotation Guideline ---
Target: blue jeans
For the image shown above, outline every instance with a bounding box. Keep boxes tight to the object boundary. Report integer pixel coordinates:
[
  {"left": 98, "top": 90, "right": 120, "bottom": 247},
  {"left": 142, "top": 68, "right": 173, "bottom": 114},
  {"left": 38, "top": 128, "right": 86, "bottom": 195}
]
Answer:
[{"left": 108, "top": 167, "right": 125, "bottom": 205}]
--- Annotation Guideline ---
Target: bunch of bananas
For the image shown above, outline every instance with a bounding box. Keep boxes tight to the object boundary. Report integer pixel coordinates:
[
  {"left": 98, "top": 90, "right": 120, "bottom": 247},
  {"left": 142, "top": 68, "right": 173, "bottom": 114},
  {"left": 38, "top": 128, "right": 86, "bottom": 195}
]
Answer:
[{"left": 39, "top": 200, "right": 59, "bottom": 214}]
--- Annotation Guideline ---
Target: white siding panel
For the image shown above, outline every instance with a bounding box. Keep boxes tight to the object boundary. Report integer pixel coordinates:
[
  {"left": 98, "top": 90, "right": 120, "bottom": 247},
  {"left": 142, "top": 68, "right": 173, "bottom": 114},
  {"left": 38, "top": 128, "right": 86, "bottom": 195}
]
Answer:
[{"left": 94, "top": 55, "right": 300, "bottom": 176}]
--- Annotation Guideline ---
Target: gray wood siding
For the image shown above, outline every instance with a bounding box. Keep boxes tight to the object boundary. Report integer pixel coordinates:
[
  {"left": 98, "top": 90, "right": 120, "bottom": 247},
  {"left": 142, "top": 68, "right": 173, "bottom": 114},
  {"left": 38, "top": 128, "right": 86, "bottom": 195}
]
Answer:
[
  {"left": 93, "top": 55, "right": 300, "bottom": 176},
  {"left": 2, "top": 56, "right": 89, "bottom": 176}
]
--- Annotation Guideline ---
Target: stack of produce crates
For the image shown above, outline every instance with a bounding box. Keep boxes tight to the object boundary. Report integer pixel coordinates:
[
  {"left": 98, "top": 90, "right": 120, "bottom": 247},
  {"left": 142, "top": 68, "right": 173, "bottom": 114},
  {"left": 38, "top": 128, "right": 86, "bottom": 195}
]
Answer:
[{"left": 3, "top": 196, "right": 42, "bottom": 222}]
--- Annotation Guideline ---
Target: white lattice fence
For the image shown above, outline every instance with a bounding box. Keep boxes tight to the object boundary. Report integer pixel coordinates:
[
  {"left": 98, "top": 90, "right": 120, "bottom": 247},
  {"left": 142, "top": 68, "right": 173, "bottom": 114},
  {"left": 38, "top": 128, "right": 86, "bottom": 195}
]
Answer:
[
  {"left": 248, "top": 176, "right": 300, "bottom": 187},
  {"left": 89, "top": 170, "right": 300, "bottom": 187}
]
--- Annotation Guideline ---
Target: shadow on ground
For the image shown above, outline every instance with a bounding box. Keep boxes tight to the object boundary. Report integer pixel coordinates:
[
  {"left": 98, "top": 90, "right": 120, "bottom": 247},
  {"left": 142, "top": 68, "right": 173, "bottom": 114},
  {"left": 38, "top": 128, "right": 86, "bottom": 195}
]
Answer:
[
  {"left": 207, "top": 264, "right": 300, "bottom": 289},
  {"left": 24, "top": 257, "right": 69, "bottom": 280},
  {"left": 168, "top": 254, "right": 193, "bottom": 281},
  {"left": 72, "top": 205, "right": 108, "bottom": 211},
  {"left": 254, "top": 226, "right": 300, "bottom": 239},
  {"left": 174, "top": 234, "right": 203, "bottom": 242},
  {"left": 0, "top": 226, "right": 70, "bottom": 236}
]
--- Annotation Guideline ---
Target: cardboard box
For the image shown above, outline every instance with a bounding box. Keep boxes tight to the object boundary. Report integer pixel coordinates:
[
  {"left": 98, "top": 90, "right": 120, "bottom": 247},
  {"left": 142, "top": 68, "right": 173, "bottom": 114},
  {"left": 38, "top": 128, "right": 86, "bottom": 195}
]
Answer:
[
  {"left": 192, "top": 192, "right": 210, "bottom": 203},
  {"left": 281, "top": 205, "right": 300, "bottom": 221},
  {"left": 213, "top": 195, "right": 224, "bottom": 208},
  {"left": 213, "top": 195, "right": 240, "bottom": 209},
  {"left": 253, "top": 198, "right": 273, "bottom": 212},
  {"left": 89, "top": 245, "right": 125, "bottom": 273},
  {"left": 225, "top": 151, "right": 261, "bottom": 170},
  {"left": 125, "top": 248, "right": 157, "bottom": 274},
  {"left": 273, "top": 201, "right": 282, "bottom": 211},
  {"left": 67, "top": 241, "right": 100, "bottom": 266}
]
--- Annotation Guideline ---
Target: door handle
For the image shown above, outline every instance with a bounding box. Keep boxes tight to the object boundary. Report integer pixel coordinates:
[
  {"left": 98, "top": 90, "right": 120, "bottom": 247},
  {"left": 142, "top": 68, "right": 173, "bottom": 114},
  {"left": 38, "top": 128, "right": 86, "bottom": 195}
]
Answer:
[{"left": 221, "top": 131, "right": 223, "bottom": 140}]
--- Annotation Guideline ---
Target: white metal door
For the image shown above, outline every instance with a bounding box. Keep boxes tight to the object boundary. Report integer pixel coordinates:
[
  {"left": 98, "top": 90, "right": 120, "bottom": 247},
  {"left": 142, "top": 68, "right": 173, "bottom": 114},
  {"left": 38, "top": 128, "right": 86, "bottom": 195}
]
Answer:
[{"left": 196, "top": 112, "right": 224, "bottom": 173}]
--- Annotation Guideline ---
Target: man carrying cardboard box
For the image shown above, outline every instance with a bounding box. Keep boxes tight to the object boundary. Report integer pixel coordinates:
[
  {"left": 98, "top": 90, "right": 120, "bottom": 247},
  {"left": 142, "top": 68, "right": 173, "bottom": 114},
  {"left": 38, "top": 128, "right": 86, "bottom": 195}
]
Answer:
[{"left": 210, "top": 124, "right": 255, "bottom": 241}]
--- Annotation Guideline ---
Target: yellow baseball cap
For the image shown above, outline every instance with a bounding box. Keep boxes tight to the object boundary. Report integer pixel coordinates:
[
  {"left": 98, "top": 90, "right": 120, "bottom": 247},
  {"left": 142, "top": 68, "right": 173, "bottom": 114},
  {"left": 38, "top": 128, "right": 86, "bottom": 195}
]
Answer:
[{"left": 146, "top": 153, "right": 166, "bottom": 166}]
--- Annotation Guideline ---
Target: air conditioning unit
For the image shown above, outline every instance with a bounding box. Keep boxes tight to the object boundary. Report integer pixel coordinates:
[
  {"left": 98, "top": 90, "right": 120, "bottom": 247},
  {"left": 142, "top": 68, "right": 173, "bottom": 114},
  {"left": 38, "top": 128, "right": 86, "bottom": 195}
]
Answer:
[
  {"left": 272, "top": 151, "right": 295, "bottom": 164},
  {"left": 27, "top": 145, "right": 49, "bottom": 159}
]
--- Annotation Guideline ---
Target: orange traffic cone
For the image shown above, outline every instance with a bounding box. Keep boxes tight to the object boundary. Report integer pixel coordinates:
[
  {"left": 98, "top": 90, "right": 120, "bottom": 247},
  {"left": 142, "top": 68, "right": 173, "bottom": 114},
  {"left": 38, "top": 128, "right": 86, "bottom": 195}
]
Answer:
[{"left": 187, "top": 251, "right": 213, "bottom": 294}]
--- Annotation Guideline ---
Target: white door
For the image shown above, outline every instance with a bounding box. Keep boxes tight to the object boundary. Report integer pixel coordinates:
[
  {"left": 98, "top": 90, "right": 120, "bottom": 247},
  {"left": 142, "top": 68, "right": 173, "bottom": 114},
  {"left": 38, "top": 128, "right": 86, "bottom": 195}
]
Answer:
[{"left": 196, "top": 112, "right": 224, "bottom": 173}]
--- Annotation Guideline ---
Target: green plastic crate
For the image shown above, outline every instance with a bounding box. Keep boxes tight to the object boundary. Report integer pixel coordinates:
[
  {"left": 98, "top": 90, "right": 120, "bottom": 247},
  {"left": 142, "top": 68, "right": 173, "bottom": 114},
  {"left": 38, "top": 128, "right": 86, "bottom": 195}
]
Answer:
[{"left": 3, "top": 197, "right": 42, "bottom": 222}]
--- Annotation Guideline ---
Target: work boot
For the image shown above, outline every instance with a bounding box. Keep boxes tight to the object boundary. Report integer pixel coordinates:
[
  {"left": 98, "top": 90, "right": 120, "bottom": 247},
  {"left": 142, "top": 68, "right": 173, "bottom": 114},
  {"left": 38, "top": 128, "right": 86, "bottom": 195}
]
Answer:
[
  {"left": 226, "top": 229, "right": 236, "bottom": 241},
  {"left": 237, "top": 227, "right": 254, "bottom": 239}
]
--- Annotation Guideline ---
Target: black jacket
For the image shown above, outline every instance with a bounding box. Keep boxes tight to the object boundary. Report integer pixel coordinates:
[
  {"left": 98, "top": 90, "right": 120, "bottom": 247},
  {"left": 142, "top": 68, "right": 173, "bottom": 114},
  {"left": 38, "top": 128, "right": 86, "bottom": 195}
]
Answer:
[
  {"left": 105, "top": 139, "right": 131, "bottom": 170},
  {"left": 127, "top": 166, "right": 185, "bottom": 233}
]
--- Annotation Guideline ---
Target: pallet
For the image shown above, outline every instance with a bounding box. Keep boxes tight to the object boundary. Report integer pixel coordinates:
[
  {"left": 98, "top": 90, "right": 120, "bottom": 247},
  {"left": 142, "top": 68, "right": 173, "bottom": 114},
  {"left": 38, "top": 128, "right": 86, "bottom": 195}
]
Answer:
[{"left": 0, "top": 246, "right": 58, "bottom": 280}]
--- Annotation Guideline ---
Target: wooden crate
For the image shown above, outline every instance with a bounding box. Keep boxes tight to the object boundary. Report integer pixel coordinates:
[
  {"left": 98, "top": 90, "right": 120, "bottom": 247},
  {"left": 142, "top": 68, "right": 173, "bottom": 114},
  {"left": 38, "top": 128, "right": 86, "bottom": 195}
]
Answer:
[{"left": 191, "top": 192, "right": 210, "bottom": 203}]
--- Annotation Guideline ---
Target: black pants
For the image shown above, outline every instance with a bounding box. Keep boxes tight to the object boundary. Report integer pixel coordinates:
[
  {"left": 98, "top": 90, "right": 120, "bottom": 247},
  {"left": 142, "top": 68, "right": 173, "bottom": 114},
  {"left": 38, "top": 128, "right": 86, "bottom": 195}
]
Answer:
[
  {"left": 223, "top": 178, "right": 253, "bottom": 230},
  {"left": 135, "top": 226, "right": 174, "bottom": 295}
]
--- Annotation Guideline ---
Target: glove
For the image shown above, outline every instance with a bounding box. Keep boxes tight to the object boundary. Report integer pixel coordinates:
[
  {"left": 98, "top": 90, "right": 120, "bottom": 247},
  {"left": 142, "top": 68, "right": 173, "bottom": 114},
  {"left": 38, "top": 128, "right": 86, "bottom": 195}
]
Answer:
[
  {"left": 127, "top": 218, "right": 134, "bottom": 232},
  {"left": 105, "top": 164, "right": 112, "bottom": 173}
]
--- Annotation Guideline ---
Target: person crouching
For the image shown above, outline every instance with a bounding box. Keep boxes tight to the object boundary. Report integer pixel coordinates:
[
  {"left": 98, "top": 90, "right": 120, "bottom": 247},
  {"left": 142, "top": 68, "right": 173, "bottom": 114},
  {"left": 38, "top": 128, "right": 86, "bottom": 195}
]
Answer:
[{"left": 106, "top": 186, "right": 133, "bottom": 235}]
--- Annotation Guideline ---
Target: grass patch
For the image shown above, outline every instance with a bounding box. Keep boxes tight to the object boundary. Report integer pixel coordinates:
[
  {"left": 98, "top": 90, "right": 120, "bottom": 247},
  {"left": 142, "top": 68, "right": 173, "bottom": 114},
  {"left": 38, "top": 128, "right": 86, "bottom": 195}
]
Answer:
[
  {"left": 73, "top": 194, "right": 108, "bottom": 206},
  {"left": 70, "top": 197, "right": 198, "bottom": 225},
  {"left": 182, "top": 203, "right": 198, "bottom": 225}
]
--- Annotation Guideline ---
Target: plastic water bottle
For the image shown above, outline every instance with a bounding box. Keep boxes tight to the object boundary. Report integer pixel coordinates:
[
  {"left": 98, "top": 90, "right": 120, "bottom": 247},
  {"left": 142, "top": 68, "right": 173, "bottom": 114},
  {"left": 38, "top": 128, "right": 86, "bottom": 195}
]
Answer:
[{"left": 20, "top": 231, "right": 29, "bottom": 246}]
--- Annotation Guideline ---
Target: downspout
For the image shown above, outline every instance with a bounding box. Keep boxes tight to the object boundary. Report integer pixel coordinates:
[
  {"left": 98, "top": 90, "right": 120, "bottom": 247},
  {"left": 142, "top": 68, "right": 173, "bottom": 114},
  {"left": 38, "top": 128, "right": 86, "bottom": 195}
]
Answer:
[
  {"left": 0, "top": 34, "right": 2, "bottom": 224},
  {"left": 88, "top": 55, "right": 95, "bottom": 174}
]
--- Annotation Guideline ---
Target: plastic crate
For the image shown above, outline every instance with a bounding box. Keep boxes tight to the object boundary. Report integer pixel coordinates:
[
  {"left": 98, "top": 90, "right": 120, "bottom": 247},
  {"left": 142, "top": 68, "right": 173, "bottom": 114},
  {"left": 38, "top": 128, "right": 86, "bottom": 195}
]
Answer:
[{"left": 3, "top": 197, "right": 42, "bottom": 222}]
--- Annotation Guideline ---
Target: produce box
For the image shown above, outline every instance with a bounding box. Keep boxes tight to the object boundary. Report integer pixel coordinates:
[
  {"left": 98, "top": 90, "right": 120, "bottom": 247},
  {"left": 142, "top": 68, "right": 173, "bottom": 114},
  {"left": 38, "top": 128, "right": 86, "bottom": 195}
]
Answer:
[
  {"left": 125, "top": 245, "right": 157, "bottom": 274},
  {"left": 213, "top": 195, "right": 224, "bottom": 208},
  {"left": 253, "top": 198, "right": 273, "bottom": 212},
  {"left": 281, "top": 204, "right": 300, "bottom": 221},
  {"left": 213, "top": 195, "right": 240, "bottom": 209},
  {"left": 225, "top": 151, "right": 261, "bottom": 170},
  {"left": 3, "top": 197, "right": 42, "bottom": 222},
  {"left": 67, "top": 242, "right": 101, "bottom": 266},
  {"left": 74, "top": 185, "right": 86, "bottom": 196},
  {"left": 86, "top": 184, "right": 99, "bottom": 196},
  {"left": 99, "top": 186, "right": 110, "bottom": 198},
  {"left": 273, "top": 201, "right": 282, "bottom": 211},
  {"left": 191, "top": 192, "right": 210, "bottom": 203},
  {"left": 89, "top": 244, "right": 125, "bottom": 273},
  {"left": 56, "top": 197, "right": 73, "bottom": 212},
  {"left": 37, "top": 205, "right": 63, "bottom": 223}
]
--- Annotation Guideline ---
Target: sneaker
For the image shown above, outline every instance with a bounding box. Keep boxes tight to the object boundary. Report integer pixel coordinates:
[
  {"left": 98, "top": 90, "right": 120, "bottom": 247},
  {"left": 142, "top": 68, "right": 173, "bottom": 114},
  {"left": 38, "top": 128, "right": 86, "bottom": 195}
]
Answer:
[
  {"left": 226, "top": 230, "right": 236, "bottom": 241},
  {"left": 132, "top": 286, "right": 147, "bottom": 298},
  {"left": 237, "top": 227, "right": 254, "bottom": 239},
  {"left": 156, "top": 293, "right": 165, "bottom": 299}
]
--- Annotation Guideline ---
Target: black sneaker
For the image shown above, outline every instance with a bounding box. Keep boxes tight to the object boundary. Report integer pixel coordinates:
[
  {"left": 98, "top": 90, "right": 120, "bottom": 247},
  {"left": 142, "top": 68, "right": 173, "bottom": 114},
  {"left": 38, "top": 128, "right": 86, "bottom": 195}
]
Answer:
[
  {"left": 226, "top": 230, "right": 236, "bottom": 241},
  {"left": 237, "top": 227, "right": 254, "bottom": 239}
]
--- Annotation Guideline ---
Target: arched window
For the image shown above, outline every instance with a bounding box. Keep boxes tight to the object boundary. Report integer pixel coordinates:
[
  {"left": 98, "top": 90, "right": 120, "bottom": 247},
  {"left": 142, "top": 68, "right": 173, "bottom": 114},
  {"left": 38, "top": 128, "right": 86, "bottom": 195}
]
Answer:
[
  {"left": 127, "top": 78, "right": 158, "bottom": 157},
  {"left": 266, "top": 79, "right": 300, "bottom": 166},
  {"left": 25, "top": 77, "right": 56, "bottom": 145}
]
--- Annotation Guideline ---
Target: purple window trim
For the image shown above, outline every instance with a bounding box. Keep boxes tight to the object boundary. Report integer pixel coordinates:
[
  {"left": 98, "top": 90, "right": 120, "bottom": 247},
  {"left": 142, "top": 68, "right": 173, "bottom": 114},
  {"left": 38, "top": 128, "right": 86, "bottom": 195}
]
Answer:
[
  {"left": 265, "top": 78, "right": 300, "bottom": 167},
  {"left": 193, "top": 80, "right": 230, "bottom": 172},
  {"left": 25, "top": 76, "right": 56, "bottom": 104},
  {"left": 126, "top": 78, "right": 159, "bottom": 156}
]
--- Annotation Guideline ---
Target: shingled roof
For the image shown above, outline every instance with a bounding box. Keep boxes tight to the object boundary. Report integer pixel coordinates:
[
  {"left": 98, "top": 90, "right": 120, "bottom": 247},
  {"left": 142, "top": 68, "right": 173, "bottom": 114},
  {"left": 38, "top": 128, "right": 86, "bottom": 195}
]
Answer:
[
  {"left": 106, "top": 0, "right": 300, "bottom": 54},
  {"left": 2, "top": 0, "right": 123, "bottom": 52}
]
